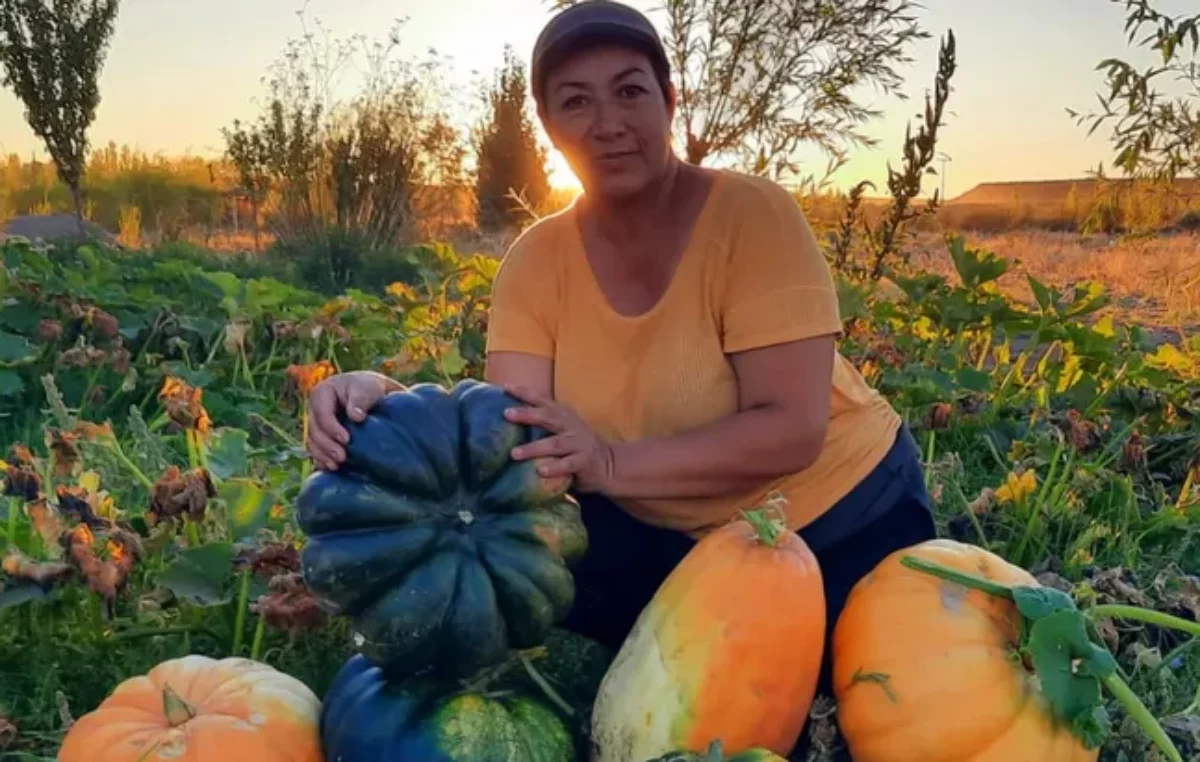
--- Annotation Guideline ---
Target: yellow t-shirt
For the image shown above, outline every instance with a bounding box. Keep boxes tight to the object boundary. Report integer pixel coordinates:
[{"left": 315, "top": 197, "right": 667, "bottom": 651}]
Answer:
[{"left": 485, "top": 168, "right": 901, "bottom": 538}]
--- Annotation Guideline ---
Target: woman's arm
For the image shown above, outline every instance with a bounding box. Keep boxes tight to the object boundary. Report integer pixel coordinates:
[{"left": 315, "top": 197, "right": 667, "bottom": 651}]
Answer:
[
  {"left": 486, "top": 350, "right": 554, "bottom": 399},
  {"left": 501, "top": 333, "right": 836, "bottom": 501},
  {"left": 602, "top": 333, "right": 834, "bottom": 500}
]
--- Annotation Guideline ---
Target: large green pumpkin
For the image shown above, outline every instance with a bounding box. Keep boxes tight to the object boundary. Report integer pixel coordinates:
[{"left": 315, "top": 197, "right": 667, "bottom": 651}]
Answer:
[
  {"left": 297, "top": 379, "right": 588, "bottom": 679},
  {"left": 321, "top": 653, "right": 579, "bottom": 762}
]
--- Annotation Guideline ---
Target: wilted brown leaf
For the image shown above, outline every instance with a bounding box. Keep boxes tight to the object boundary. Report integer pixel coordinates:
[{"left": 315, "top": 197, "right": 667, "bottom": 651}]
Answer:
[
  {"left": 0, "top": 714, "right": 15, "bottom": 749},
  {"left": 148, "top": 466, "right": 215, "bottom": 527},
  {"left": 26, "top": 499, "right": 65, "bottom": 554},
  {"left": 968, "top": 487, "right": 996, "bottom": 515},
  {"left": 90, "top": 309, "right": 119, "bottom": 340},
  {"left": 73, "top": 420, "right": 115, "bottom": 442},
  {"left": 58, "top": 346, "right": 108, "bottom": 368},
  {"left": 1122, "top": 429, "right": 1147, "bottom": 470},
  {"left": 250, "top": 572, "right": 325, "bottom": 633},
  {"left": 1152, "top": 568, "right": 1200, "bottom": 621},
  {"left": 110, "top": 345, "right": 131, "bottom": 375},
  {"left": 45, "top": 429, "right": 82, "bottom": 479},
  {"left": 158, "top": 377, "right": 212, "bottom": 435},
  {"left": 1091, "top": 567, "right": 1152, "bottom": 608},
  {"left": 3, "top": 462, "right": 41, "bottom": 501},
  {"left": 55, "top": 484, "right": 111, "bottom": 530},
  {"left": 1063, "top": 410, "right": 1100, "bottom": 453},
  {"left": 37, "top": 318, "right": 63, "bottom": 343},
  {"left": 2, "top": 551, "right": 74, "bottom": 587},
  {"left": 63, "top": 524, "right": 138, "bottom": 604},
  {"left": 8, "top": 444, "right": 33, "bottom": 466},
  {"left": 272, "top": 320, "right": 298, "bottom": 340},
  {"left": 234, "top": 541, "right": 300, "bottom": 577},
  {"left": 923, "top": 402, "right": 952, "bottom": 431}
]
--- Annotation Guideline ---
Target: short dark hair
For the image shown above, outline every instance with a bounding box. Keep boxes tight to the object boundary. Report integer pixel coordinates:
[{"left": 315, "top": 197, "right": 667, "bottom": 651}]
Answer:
[{"left": 530, "top": 1, "right": 671, "bottom": 108}]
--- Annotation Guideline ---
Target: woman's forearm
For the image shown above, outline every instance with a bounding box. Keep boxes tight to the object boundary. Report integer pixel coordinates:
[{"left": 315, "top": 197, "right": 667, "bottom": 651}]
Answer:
[{"left": 602, "top": 405, "right": 825, "bottom": 501}]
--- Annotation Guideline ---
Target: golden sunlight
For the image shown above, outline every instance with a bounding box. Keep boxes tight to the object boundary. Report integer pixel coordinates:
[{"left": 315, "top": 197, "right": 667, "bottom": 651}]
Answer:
[{"left": 547, "top": 149, "right": 582, "bottom": 191}]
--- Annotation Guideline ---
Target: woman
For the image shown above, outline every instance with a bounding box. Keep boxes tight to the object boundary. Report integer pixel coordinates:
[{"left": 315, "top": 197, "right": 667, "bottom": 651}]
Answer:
[{"left": 305, "top": 1, "right": 937, "bottom": 757}]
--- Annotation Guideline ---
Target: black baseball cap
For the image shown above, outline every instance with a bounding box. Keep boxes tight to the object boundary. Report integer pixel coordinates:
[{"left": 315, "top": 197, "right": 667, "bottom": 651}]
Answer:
[{"left": 530, "top": 1, "right": 670, "bottom": 106}]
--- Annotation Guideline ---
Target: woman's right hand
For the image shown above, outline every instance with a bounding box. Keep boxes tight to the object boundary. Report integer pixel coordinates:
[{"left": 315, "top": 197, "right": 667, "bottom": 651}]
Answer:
[{"left": 306, "top": 371, "right": 401, "bottom": 471}]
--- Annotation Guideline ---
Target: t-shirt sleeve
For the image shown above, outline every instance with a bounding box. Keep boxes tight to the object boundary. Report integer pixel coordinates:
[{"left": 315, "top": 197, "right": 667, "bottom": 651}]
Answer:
[
  {"left": 484, "top": 224, "right": 561, "bottom": 358},
  {"left": 719, "top": 179, "right": 842, "bottom": 353}
]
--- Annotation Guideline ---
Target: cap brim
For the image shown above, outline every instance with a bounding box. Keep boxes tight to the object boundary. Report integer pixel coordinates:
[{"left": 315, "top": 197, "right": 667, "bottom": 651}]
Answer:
[{"left": 533, "top": 20, "right": 668, "bottom": 99}]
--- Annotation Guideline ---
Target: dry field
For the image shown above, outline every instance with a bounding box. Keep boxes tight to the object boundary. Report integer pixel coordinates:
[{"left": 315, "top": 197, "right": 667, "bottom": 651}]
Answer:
[{"left": 903, "top": 229, "right": 1200, "bottom": 336}]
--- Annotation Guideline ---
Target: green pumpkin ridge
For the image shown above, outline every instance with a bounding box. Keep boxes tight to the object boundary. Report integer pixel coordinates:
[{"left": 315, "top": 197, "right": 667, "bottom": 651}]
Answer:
[{"left": 299, "top": 379, "right": 588, "bottom": 681}]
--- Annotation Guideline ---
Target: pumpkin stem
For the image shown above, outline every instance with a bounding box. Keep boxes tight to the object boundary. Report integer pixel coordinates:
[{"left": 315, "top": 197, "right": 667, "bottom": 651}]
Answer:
[
  {"left": 741, "top": 491, "right": 789, "bottom": 547},
  {"left": 162, "top": 684, "right": 196, "bottom": 727},
  {"left": 704, "top": 739, "right": 724, "bottom": 762},
  {"left": 900, "top": 555, "right": 1016, "bottom": 600},
  {"left": 517, "top": 650, "right": 576, "bottom": 719}
]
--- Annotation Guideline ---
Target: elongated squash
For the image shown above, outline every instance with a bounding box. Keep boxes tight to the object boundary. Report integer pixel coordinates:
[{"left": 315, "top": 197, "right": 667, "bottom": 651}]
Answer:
[{"left": 590, "top": 502, "right": 825, "bottom": 761}]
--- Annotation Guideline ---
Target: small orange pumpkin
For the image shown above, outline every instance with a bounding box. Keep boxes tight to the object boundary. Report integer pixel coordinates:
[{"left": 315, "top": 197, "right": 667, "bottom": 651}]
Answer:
[
  {"left": 590, "top": 499, "right": 826, "bottom": 761},
  {"left": 832, "top": 538, "right": 1098, "bottom": 762},
  {"left": 57, "top": 655, "right": 322, "bottom": 762}
]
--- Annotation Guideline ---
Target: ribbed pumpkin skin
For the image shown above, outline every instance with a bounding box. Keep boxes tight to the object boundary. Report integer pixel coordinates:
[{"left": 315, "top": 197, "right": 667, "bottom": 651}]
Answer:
[
  {"left": 57, "top": 656, "right": 322, "bottom": 762},
  {"left": 590, "top": 516, "right": 825, "bottom": 762},
  {"left": 832, "top": 538, "right": 1099, "bottom": 762},
  {"left": 320, "top": 653, "right": 578, "bottom": 762},
  {"left": 297, "top": 379, "right": 588, "bottom": 680}
]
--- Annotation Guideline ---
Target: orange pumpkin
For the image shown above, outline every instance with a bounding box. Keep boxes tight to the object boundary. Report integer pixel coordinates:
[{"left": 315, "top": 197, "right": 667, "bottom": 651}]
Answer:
[
  {"left": 590, "top": 500, "right": 826, "bottom": 761},
  {"left": 832, "top": 538, "right": 1098, "bottom": 762},
  {"left": 58, "top": 655, "right": 322, "bottom": 762}
]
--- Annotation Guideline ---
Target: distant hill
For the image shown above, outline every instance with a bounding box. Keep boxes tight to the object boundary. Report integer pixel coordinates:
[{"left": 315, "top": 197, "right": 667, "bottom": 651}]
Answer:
[{"left": 948, "top": 177, "right": 1200, "bottom": 207}]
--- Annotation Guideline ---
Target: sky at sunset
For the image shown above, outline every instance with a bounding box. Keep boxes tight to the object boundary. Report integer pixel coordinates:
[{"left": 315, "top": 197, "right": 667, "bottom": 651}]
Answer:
[{"left": 0, "top": 0, "right": 1192, "bottom": 198}]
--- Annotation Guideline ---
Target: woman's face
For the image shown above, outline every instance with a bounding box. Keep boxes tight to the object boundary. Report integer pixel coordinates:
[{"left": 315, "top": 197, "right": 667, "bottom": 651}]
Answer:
[{"left": 540, "top": 44, "right": 676, "bottom": 201}]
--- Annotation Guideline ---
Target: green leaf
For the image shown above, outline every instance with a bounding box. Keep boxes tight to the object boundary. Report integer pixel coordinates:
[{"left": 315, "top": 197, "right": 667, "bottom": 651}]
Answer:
[
  {"left": 0, "top": 331, "right": 34, "bottom": 362},
  {"left": 1028, "top": 276, "right": 1057, "bottom": 314},
  {"left": 955, "top": 367, "right": 992, "bottom": 392},
  {"left": 1071, "top": 706, "right": 1113, "bottom": 750},
  {"left": 0, "top": 582, "right": 50, "bottom": 609},
  {"left": 1014, "top": 586, "right": 1078, "bottom": 621},
  {"left": 1025, "top": 609, "right": 1113, "bottom": 749},
  {"left": 219, "top": 479, "right": 273, "bottom": 540},
  {"left": 156, "top": 542, "right": 236, "bottom": 606},
  {"left": 441, "top": 346, "right": 468, "bottom": 377},
  {"left": 0, "top": 370, "right": 25, "bottom": 397},
  {"left": 206, "top": 428, "right": 250, "bottom": 480}
]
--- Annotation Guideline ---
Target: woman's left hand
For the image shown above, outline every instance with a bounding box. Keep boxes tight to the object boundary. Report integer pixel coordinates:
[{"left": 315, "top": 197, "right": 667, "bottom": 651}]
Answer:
[{"left": 503, "top": 384, "right": 615, "bottom": 493}]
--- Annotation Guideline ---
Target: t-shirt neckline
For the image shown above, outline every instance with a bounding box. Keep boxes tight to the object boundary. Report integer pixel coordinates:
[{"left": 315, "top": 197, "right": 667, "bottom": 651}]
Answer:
[{"left": 567, "top": 169, "right": 727, "bottom": 323}]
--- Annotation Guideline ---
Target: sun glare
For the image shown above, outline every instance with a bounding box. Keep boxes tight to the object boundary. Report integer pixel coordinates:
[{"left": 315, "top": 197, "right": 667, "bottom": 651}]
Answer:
[{"left": 547, "top": 149, "right": 582, "bottom": 192}]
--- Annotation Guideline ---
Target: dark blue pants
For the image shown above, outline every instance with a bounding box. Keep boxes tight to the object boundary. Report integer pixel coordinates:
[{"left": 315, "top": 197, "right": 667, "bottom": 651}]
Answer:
[{"left": 559, "top": 424, "right": 938, "bottom": 760}]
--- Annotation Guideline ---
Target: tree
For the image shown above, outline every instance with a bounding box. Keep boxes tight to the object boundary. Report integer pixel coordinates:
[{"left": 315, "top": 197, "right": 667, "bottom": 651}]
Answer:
[
  {"left": 0, "top": 0, "right": 121, "bottom": 231},
  {"left": 473, "top": 44, "right": 551, "bottom": 232},
  {"left": 222, "top": 119, "right": 271, "bottom": 253},
  {"left": 549, "top": 0, "right": 927, "bottom": 182},
  {"left": 1070, "top": 0, "right": 1199, "bottom": 182}
]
